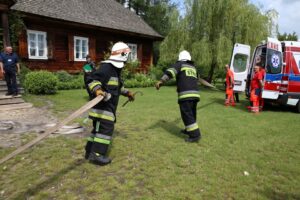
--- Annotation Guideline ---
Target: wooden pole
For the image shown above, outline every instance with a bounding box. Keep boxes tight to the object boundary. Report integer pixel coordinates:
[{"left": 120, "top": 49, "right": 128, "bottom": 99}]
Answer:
[{"left": 0, "top": 95, "right": 104, "bottom": 165}]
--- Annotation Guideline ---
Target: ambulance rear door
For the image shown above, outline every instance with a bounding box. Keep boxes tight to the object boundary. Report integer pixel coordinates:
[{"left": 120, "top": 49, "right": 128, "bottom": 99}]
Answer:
[
  {"left": 230, "top": 43, "right": 251, "bottom": 92},
  {"left": 262, "top": 37, "right": 283, "bottom": 100}
]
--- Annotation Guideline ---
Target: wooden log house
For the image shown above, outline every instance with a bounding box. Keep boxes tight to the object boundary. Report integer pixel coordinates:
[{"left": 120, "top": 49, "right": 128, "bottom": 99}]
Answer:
[{"left": 0, "top": 0, "right": 163, "bottom": 78}]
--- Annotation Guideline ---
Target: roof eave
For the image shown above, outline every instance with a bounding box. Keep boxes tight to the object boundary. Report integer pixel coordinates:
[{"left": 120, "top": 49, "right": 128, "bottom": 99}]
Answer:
[{"left": 11, "top": 10, "right": 164, "bottom": 41}]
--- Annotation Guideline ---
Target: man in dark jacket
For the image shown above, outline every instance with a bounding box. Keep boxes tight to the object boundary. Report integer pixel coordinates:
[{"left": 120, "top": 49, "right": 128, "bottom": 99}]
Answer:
[
  {"left": 85, "top": 42, "right": 135, "bottom": 165},
  {"left": 155, "top": 50, "right": 201, "bottom": 142},
  {"left": 0, "top": 46, "right": 20, "bottom": 96}
]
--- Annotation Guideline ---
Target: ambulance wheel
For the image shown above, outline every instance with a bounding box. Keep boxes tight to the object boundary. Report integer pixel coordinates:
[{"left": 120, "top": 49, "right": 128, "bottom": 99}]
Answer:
[{"left": 297, "top": 101, "right": 300, "bottom": 113}]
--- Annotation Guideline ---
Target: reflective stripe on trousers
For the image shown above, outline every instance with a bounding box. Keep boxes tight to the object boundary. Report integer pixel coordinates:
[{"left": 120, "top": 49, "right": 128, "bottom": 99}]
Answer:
[
  {"left": 185, "top": 122, "right": 199, "bottom": 132},
  {"left": 89, "top": 109, "right": 115, "bottom": 121},
  {"left": 178, "top": 90, "right": 200, "bottom": 100},
  {"left": 93, "top": 133, "right": 112, "bottom": 145}
]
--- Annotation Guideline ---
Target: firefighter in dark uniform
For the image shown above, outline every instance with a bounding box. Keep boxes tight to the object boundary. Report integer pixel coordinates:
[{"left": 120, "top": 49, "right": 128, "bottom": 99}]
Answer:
[
  {"left": 155, "top": 50, "right": 201, "bottom": 142},
  {"left": 85, "top": 42, "right": 135, "bottom": 165},
  {"left": 83, "top": 54, "right": 96, "bottom": 99}
]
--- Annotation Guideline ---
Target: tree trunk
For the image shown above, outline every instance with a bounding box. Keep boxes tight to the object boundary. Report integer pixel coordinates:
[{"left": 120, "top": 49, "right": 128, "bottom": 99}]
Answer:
[{"left": 207, "top": 60, "right": 217, "bottom": 83}]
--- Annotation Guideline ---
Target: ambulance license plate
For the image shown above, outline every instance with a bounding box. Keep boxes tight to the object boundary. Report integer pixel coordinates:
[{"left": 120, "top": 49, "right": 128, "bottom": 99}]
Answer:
[{"left": 234, "top": 80, "right": 242, "bottom": 86}]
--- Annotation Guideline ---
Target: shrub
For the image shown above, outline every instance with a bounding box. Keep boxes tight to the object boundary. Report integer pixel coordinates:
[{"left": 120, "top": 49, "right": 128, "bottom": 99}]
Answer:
[
  {"left": 24, "top": 71, "right": 58, "bottom": 94},
  {"left": 124, "top": 73, "right": 156, "bottom": 88},
  {"left": 121, "top": 68, "right": 133, "bottom": 80},
  {"left": 57, "top": 75, "right": 84, "bottom": 90},
  {"left": 149, "top": 65, "right": 164, "bottom": 80},
  {"left": 19, "top": 63, "right": 31, "bottom": 84},
  {"left": 55, "top": 70, "right": 73, "bottom": 82},
  {"left": 125, "top": 60, "right": 140, "bottom": 73}
]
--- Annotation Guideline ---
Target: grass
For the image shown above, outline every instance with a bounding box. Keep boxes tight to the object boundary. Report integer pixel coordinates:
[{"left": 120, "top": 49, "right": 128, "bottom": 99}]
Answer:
[{"left": 1, "top": 87, "right": 300, "bottom": 199}]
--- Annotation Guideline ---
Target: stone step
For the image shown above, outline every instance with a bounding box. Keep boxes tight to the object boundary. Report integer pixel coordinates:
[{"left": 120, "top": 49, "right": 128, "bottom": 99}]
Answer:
[
  {"left": 0, "top": 103, "right": 32, "bottom": 111},
  {"left": 0, "top": 94, "right": 22, "bottom": 99},
  {"left": 0, "top": 97, "right": 24, "bottom": 105},
  {"left": 0, "top": 87, "right": 24, "bottom": 92},
  {"left": 0, "top": 81, "right": 20, "bottom": 86},
  {"left": 0, "top": 84, "right": 21, "bottom": 89}
]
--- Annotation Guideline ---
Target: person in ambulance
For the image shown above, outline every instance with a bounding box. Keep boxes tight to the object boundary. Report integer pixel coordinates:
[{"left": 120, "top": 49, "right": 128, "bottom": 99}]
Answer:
[{"left": 250, "top": 65, "right": 264, "bottom": 113}]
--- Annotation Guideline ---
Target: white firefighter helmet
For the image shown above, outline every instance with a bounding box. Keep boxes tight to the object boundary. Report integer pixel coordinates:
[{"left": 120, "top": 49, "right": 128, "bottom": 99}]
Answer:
[
  {"left": 178, "top": 50, "right": 191, "bottom": 61},
  {"left": 107, "top": 42, "right": 131, "bottom": 68}
]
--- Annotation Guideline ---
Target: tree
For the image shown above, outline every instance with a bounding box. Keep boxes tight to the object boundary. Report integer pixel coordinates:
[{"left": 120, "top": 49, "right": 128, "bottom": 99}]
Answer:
[
  {"left": 115, "top": 0, "right": 174, "bottom": 36},
  {"left": 159, "top": 0, "right": 270, "bottom": 82},
  {"left": 278, "top": 32, "right": 298, "bottom": 41},
  {"left": 115, "top": 0, "right": 176, "bottom": 64}
]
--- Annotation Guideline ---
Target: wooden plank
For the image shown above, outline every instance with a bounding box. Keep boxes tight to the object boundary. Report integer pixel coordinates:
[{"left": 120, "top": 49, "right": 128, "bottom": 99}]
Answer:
[{"left": 0, "top": 95, "right": 104, "bottom": 164}]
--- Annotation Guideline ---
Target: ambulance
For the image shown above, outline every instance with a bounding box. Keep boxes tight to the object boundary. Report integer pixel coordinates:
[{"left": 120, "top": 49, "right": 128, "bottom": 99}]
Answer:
[{"left": 229, "top": 37, "right": 300, "bottom": 112}]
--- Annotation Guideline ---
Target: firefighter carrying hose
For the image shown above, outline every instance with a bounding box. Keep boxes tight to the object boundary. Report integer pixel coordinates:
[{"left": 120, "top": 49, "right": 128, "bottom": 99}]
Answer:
[
  {"left": 224, "top": 64, "right": 235, "bottom": 106},
  {"left": 85, "top": 42, "right": 135, "bottom": 165},
  {"left": 250, "top": 65, "right": 263, "bottom": 113},
  {"left": 155, "top": 50, "right": 201, "bottom": 142}
]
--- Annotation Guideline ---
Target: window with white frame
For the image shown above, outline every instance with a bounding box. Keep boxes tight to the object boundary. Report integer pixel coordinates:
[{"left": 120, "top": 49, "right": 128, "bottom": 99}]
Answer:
[
  {"left": 74, "top": 36, "right": 89, "bottom": 61},
  {"left": 127, "top": 43, "right": 138, "bottom": 61},
  {"left": 27, "top": 30, "right": 48, "bottom": 59}
]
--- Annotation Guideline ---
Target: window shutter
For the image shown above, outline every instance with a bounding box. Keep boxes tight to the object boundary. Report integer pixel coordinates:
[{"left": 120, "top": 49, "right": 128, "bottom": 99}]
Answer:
[
  {"left": 89, "top": 37, "right": 96, "bottom": 61},
  {"left": 18, "top": 31, "right": 28, "bottom": 58},
  {"left": 68, "top": 34, "right": 74, "bottom": 61},
  {"left": 47, "top": 32, "right": 55, "bottom": 59},
  {"left": 137, "top": 44, "right": 142, "bottom": 61}
]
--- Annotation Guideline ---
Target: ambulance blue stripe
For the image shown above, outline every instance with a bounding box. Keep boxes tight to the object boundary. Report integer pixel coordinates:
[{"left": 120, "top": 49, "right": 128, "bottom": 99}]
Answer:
[
  {"left": 265, "top": 74, "right": 282, "bottom": 81},
  {"left": 289, "top": 76, "right": 300, "bottom": 81}
]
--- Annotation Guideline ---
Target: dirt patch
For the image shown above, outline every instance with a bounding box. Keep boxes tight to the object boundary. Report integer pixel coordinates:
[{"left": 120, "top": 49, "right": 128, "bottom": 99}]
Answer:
[{"left": 0, "top": 106, "right": 57, "bottom": 148}]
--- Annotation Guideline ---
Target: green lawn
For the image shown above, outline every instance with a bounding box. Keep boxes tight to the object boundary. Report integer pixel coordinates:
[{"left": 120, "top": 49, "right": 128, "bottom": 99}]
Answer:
[{"left": 1, "top": 87, "right": 300, "bottom": 199}]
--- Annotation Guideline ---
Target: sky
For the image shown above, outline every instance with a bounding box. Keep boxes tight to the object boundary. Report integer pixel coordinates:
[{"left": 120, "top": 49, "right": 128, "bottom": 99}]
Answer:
[
  {"left": 251, "top": 0, "right": 300, "bottom": 36},
  {"left": 171, "top": 0, "right": 300, "bottom": 37}
]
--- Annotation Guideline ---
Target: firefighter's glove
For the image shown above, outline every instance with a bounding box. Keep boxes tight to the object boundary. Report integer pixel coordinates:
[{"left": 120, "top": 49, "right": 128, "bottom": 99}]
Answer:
[
  {"left": 127, "top": 91, "right": 135, "bottom": 102},
  {"left": 95, "top": 89, "right": 105, "bottom": 96},
  {"left": 95, "top": 89, "right": 111, "bottom": 101},
  {"left": 155, "top": 80, "right": 163, "bottom": 90}
]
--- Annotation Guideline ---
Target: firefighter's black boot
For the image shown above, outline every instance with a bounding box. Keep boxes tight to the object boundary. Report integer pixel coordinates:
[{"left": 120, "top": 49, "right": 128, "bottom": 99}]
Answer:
[
  {"left": 88, "top": 152, "right": 111, "bottom": 165},
  {"left": 180, "top": 129, "right": 189, "bottom": 135},
  {"left": 185, "top": 136, "right": 201, "bottom": 143},
  {"left": 84, "top": 141, "right": 93, "bottom": 159}
]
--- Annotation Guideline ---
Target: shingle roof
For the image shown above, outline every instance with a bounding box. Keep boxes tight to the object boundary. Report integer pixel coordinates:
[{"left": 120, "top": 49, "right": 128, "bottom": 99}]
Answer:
[{"left": 11, "top": 0, "right": 163, "bottom": 39}]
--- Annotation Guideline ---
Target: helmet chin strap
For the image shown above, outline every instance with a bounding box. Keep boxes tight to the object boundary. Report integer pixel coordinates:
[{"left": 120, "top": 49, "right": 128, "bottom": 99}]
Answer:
[
  {"left": 102, "top": 59, "right": 125, "bottom": 68},
  {"left": 107, "top": 59, "right": 124, "bottom": 63}
]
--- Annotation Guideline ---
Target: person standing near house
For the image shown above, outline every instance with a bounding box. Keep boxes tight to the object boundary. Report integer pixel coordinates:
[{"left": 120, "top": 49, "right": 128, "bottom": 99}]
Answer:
[
  {"left": 155, "top": 50, "right": 201, "bottom": 143},
  {"left": 84, "top": 42, "right": 135, "bottom": 165},
  {"left": 0, "top": 46, "right": 20, "bottom": 96},
  {"left": 225, "top": 64, "right": 235, "bottom": 106},
  {"left": 83, "top": 54, "right": 96, "bottom": 99}
]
